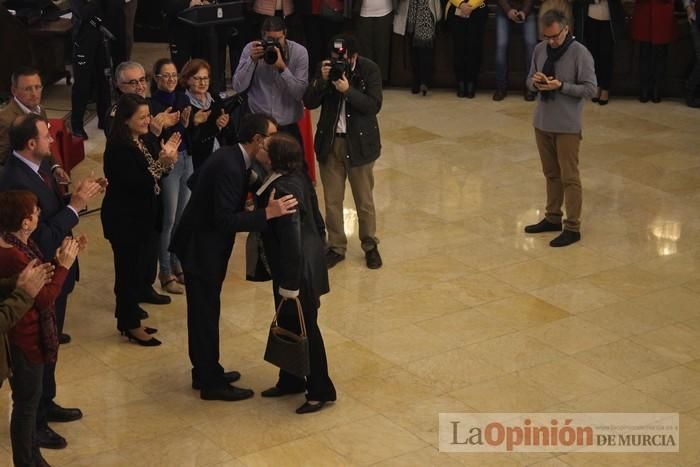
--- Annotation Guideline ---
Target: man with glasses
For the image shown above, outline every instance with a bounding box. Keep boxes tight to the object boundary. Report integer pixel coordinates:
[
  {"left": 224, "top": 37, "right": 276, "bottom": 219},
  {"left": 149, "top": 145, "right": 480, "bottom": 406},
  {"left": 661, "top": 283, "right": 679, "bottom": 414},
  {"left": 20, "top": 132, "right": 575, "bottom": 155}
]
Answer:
[
  {"left": 524, "top": 9, "right": 596, "bottom": 247},
  {"left": 0, "top": 68, "right": 69, "bottom": 188},
  {"left": 104, "top": 61, "right": 180, "bottom": 139},
  {"left": 171, "top": 113, "right": 298, "bottom": 402}
]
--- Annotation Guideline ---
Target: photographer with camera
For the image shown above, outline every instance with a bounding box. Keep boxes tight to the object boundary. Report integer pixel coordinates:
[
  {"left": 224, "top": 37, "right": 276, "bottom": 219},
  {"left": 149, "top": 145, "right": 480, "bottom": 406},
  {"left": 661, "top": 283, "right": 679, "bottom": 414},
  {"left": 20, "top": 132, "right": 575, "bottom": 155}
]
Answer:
[
  {"left": 304, "top": 35, "right": 384, "bottom": 270},
  {"left": 232, "top": 17, "right": 308, "bottom": 144}
]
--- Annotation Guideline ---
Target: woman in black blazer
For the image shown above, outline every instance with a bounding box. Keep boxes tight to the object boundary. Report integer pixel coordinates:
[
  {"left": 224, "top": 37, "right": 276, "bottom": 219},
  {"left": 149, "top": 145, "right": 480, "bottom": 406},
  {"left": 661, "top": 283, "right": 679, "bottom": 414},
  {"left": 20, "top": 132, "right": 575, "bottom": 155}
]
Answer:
[
  {"left": 101, "top": 94, "right": 180, "bottom": 346},
  {"left": 257, "top": 133, "right": 336, "bottom": 414},
  {"left": 180, "top": 59, "right": 231, "bottom": 170}
]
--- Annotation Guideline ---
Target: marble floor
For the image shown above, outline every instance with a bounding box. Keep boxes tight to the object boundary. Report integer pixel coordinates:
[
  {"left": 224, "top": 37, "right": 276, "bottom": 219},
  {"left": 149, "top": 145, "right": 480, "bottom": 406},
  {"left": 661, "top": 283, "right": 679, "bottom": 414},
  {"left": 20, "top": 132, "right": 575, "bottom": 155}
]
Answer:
[{"left": 1, "top": 43, "right": 700, "bottom": 466}]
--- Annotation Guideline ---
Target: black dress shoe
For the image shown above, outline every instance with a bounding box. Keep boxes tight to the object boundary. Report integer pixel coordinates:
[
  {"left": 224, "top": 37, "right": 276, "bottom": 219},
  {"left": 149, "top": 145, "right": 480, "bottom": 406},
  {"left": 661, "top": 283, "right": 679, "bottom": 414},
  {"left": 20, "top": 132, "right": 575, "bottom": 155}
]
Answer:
[
  {"left": 411, "top": 84, "right": 420, "bottom": 94},
  {"left": 549, "top": 230, "right": 581, "bottom": 247},
  {"left": 295, "top": 401, "right": 327, "bottom": 414},
  {"left": 139, "top": 288, "right": 171, "bottom": 305},
  {"left": 326, "top": 250, "right": 345, "bottom": 269},
  {"left": 365, "top": 247, "right": 383, "bottom": 270},
  {"left": 58, "top": 333, "right": 71, "bottom": 344},
  {"left": 457, "top": 81, "right": 466, "bottom": 98},
  {"left": 71, "top": 126, "right": 88, "bottom": 140},
  {"left": 46, "top": 403, "right": 83, "bottom": 423},
  {"left": 524, "top": 219, "right": 563, "bottom": 234},
  {"left": 261, "top": 386, "right": 306, "bottom": 398},
  {"left": 651, "top": 87, "right": 662, "bottom": 103},
  {"left": 36, "top": 426, "right": 67, "bottom": 449},
  {"left": 493, "top": 88, "right": 507, "bottom": 101},
  {"left": 35, "top": 451, "right": 52, "bottom": 467},
  {"left": 200, "top": 384, "right": 254, "bottom": 401},
  {"left": 465, "top": 81, "right": 476, "bottom": 98},
  {"left": 524, "top": 90, "right": 536, "bottom": 101},
  {"left": 123, "top": 330, "right": 161, "bottom": 346},
  {"left": 639, "top": 89, "right": 650, "bottom": 103},
  {"left": 192, "top": 371, "right": 241, "bottom": 390}
]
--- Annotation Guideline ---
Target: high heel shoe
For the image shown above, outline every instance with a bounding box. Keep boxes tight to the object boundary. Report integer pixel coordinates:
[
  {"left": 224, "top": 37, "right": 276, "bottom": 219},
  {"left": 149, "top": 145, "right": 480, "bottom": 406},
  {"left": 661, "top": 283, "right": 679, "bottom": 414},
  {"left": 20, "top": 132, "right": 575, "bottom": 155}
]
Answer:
[
  {"left": 123, "top": 329, "right": 161, "bottom": 347},
  {"left": 419, "top": 84, "right": 428, "bottom": 96}
]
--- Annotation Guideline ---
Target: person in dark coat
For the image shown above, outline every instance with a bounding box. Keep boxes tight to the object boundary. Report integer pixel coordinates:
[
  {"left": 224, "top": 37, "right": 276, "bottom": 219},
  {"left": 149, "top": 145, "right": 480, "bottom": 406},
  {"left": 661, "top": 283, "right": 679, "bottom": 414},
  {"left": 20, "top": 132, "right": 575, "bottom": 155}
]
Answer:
[
  {"left": 256, "top": 133, "right": 336, "bottom": 414},
  {"left": 101, "top": 94, "right": 180, "bottom": 346},
  {"left": 0, "top": 113, "right": 103, "bottom": 450},
  {"left": 573, "top": 0, "right": 626, "bottom": 104},
  {"left": 630, "top": 0, "right": 677, "bottom": 103},
  {"left": 170, "top": 113, "right": 298, "bottom": 402}
]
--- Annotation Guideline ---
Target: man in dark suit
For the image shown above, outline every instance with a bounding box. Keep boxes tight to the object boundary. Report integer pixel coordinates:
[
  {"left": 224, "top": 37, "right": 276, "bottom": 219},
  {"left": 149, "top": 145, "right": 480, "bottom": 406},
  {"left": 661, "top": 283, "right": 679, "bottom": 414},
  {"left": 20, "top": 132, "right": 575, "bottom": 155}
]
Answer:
[
  {"left": 172, "top": 113, "right": 298, "bottom": 402},
  {"left": 0, "top": 114, "right": 103, "bottom": 449}
]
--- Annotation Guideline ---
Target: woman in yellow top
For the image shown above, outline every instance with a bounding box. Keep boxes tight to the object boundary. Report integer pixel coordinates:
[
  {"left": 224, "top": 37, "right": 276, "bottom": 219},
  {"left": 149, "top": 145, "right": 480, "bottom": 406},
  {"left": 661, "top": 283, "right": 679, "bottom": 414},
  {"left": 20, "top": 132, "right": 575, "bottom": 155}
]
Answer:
[{"left": 446, "top": 0, "right": 489, "bottom": 97}]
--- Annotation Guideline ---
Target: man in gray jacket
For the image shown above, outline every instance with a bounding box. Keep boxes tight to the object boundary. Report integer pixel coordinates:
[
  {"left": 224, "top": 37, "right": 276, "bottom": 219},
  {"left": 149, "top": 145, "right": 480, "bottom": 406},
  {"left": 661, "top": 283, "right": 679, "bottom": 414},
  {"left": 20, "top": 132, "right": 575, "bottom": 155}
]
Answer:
[{"left": 524, "top": 9, "right": 596, "bottom": 247}]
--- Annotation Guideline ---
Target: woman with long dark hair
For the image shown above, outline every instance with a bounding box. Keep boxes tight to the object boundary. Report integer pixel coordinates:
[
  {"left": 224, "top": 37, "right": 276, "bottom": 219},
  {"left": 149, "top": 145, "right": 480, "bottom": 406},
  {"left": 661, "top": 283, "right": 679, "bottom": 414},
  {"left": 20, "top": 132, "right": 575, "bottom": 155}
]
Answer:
[
  {"left": 151, "top": 58, "right": 193, "bottom": 294},
  {"left": 257, "top": 133, "right": 336, "bottom": 414},
  {"left": 101, "top": 93, "right": 180, "bottom": 346}
]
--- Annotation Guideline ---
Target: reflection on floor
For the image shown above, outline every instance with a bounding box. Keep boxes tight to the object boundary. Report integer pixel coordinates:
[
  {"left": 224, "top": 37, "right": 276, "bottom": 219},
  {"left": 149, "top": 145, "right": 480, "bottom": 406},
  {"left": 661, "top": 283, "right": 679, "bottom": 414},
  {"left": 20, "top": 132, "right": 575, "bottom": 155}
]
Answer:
[{"left": 1, "top": 42, "right": 700, "bottom": 466}]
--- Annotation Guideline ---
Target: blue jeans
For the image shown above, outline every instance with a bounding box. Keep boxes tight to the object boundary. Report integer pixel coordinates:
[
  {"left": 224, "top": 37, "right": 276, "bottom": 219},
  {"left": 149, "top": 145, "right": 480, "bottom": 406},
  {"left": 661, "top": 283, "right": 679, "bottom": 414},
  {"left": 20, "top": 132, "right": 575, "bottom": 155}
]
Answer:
[
  {"left": 495, "top": 9, "right": 537, "bottom": 89},
  {"left": 159, "top": 150, "right": 193, "bottom": 276}
]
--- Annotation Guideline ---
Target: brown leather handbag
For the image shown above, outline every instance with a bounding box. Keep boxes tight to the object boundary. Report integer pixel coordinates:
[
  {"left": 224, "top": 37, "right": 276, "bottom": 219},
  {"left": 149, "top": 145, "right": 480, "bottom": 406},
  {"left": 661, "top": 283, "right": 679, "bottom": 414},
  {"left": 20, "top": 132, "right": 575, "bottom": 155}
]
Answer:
[{"left": 264, "top": 297, "right": 311, "bottom": 378}]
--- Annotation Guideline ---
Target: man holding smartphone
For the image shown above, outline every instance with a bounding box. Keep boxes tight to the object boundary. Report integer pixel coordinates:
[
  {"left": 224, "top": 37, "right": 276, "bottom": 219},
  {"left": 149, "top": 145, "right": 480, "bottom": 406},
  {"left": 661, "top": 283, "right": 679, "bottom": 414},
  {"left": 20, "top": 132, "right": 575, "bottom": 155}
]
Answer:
[
  {"left": 493, "top": 0, "right": 537, "bottom": 101},
  {"left": 524, "top": 9, "right": 596, "bottom": 248}
]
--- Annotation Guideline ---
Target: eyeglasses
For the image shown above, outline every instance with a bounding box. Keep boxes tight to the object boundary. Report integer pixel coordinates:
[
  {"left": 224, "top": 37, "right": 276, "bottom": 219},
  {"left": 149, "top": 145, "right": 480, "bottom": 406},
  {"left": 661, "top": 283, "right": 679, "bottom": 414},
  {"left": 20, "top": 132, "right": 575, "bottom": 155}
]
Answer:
[
  {"left": 156, "top": 73, "right": 178, "bottom": 80},
  {"left": 19, "top": 85, "right": 43, "bottom": 92},
  {"left": 122, "top": 77, "right": 147, "bottom": 87},
  {"left": 543, "top": 27, "right": 567, "bottom": 40},
  {"left": 191, "top": 76, "right": 210, "bottom": 82}
]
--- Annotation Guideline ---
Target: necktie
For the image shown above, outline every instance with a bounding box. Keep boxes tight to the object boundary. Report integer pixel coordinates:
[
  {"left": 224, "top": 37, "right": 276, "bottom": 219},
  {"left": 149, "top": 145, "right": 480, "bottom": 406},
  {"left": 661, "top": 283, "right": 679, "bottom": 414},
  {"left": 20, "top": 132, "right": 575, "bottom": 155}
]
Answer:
[{"left": 38, "top": 169, "right": 61, "bottom": 198}]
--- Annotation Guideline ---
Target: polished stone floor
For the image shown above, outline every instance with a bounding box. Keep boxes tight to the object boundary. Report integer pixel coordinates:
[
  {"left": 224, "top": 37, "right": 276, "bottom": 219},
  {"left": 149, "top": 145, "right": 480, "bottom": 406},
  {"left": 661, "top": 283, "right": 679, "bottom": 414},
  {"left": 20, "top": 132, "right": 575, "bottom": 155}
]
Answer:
[{"left": 1, "top": 43, "right": 699, "bottom": 466}]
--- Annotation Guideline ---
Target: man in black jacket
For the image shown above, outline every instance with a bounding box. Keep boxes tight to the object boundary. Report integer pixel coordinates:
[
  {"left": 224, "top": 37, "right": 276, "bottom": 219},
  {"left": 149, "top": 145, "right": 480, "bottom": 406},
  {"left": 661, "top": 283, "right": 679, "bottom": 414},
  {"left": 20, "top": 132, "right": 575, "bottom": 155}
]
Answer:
[
  {"left": 304, "top": 34, "right": 383, "bottom": 270},
  {"left": 0, "top": 114, "right": 104, "bottom": 449},
  {"left": 171, "top": 113, "right": 297, "bottom": 402}
]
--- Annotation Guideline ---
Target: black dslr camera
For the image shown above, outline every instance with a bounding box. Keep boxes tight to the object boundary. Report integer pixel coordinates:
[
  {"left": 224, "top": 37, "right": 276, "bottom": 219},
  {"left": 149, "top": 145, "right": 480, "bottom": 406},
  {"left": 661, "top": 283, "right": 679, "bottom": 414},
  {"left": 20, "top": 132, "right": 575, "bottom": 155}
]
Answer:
[
  {"left": 260, "top": 38, "right": 281, "bottom": 65},
  {"left": 329, "top": 39, "right": 349, "bottom": 82}
]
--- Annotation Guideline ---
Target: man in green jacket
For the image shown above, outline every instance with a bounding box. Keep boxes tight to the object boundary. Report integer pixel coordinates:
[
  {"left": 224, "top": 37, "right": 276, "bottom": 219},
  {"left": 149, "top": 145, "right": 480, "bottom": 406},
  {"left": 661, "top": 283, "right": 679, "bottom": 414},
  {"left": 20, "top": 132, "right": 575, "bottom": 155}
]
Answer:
[{"left": 0, "top": 260, "right": 54, "bottom": 383}]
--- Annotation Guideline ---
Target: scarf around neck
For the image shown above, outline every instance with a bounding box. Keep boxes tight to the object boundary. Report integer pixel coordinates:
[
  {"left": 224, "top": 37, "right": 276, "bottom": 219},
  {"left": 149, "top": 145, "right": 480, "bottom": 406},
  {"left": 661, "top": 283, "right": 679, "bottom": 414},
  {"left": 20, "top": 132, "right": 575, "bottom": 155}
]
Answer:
[{"left": 541, "top": 34, "right": 575, "bottom": 101}]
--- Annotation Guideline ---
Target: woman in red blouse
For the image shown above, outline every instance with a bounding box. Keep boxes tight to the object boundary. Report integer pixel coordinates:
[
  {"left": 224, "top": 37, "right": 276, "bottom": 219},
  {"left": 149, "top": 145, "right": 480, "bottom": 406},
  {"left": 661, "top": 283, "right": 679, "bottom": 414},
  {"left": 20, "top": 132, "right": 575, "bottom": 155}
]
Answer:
[{"left": 0, "top": 191, "right": 79, "bottom": 467}]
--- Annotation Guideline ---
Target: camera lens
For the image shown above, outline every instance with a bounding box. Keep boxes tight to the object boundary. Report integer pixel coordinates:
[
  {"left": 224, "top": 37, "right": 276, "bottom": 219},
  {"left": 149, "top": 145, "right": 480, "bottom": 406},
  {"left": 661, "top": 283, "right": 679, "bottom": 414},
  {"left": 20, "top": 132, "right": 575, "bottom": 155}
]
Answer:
[{"left": 263, "top": 46, "right": 277, "bottom": 65}]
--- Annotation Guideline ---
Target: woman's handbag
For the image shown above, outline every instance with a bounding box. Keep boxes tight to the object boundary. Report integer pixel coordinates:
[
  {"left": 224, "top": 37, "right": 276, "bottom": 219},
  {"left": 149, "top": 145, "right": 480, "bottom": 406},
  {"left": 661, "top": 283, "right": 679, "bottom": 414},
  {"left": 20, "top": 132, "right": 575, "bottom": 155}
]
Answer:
[{"left": 264, "top": 297, "right": 311, "bottom": 378}]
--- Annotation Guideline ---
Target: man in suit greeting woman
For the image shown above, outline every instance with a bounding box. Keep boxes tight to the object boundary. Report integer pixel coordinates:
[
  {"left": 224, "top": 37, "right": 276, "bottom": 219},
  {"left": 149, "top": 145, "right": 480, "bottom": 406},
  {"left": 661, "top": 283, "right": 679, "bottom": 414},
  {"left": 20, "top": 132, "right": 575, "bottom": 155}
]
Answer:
[{"left": 171, "top": 113, "right": 298, "bottom": 402}]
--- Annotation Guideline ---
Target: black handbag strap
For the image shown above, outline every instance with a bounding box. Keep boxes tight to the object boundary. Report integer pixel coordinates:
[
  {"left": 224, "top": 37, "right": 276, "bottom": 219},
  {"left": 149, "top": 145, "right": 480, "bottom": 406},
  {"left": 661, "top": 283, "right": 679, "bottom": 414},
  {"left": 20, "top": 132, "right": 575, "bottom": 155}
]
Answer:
[{"left": 272, "top": 297, "right": 307, "bottom": 338}]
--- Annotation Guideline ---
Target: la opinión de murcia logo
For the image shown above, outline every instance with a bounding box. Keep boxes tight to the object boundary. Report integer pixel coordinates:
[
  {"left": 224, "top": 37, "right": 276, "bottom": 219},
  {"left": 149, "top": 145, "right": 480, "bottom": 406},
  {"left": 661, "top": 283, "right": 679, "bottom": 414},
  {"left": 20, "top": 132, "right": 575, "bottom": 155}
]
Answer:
[{"left": 439, "top": 413, "right": 679, "bottom": 453}]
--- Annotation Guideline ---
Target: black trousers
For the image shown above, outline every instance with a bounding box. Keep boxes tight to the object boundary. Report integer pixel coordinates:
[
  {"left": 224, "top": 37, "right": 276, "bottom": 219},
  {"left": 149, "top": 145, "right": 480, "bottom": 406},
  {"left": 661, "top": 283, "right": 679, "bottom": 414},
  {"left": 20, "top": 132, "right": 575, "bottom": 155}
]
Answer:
[
  {"left": 185, "top": 269, "right": 228, "bottom": 389},
  {"left": 356, "top": 13, "right": 393, "bottom": 82},
  {"left": 302, "top": 15, "right": 345, "bottom": 75},
  {"left": 584, "top": 17, "right": 614, "bottom": 91},
  {"left": 271, "top": 285, "right": 336, "bottom": 402},
  {"left": 10, "top": 346, "right": 44, "bottom": 467},
  {"left": 139, "top": 230, "right": 159, "bottom": 296},
  {"left": 448, "top": 7, "right": 488, "bottom": 84},
  {"left": 109, "top": 237, "right": 150, "bottom": 331},
  {"left": 35, "top": 290, "right": 68, "bottom": 430},
  {"left": 688, "top": 23, "right": 700, "bottom": 94},
  {"left": 71, "top": 27, "right": 114, "bottom": 130},
  {"left": 639, "top": 42, "right": 668, "bottom": 93},
  {"left": 412, "top": 44, "right": 435, "bottom": 88}
]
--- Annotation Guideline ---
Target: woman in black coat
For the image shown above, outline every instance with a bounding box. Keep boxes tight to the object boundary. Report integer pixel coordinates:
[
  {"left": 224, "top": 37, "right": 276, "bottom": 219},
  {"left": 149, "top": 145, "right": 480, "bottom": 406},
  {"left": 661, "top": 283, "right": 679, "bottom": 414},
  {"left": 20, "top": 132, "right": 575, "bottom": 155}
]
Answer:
[
  {"left": 257, "top": 133, "right": 336, "bottom": 414},
  {"left": 573, "top": 0, "right": 626, "bottom": 104},
  {"left": 101, "top": 94, "right": 180, "bottom": 346}
]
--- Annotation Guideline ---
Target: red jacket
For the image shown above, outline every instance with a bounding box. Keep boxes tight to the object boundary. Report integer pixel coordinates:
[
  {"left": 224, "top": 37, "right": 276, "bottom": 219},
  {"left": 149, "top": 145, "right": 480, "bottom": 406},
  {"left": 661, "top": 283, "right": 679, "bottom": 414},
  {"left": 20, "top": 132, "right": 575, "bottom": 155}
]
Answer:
[
  {"left": 631, "top": 0, "right": 677, "bottom": 44},
  {"left": 0, "top": 246, "right": 68, "bottom": 364}
]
